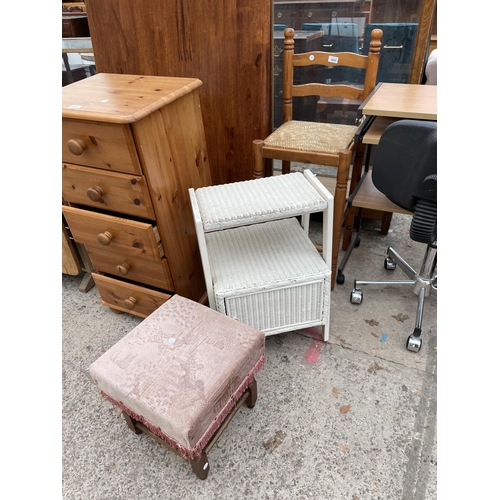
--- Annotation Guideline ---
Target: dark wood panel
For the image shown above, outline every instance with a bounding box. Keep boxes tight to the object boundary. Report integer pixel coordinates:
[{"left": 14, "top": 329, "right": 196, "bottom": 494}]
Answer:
[
  {"left": 62, "top": 16, "right": 90, "bottom": 38},
  {"left": 86, "top": 0, "right": 272, "bottom": 185}
]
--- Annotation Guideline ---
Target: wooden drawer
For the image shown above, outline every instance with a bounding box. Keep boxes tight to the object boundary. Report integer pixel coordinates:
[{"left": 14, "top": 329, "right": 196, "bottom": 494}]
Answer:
[
  {"left": 92, "top": 273, "right": 172, "bottom": 318},
  {"left": 62, "top": 118, "right": 142, "bottom": 174},
  {"left": 62, "top": 206, "right": 164, "bottom": 262},
  {"left": 62, "top": 163, "right": 156, "bottom": 219},
  {"left": 86, "top": 247, "right": 175, "bottom": 290}
]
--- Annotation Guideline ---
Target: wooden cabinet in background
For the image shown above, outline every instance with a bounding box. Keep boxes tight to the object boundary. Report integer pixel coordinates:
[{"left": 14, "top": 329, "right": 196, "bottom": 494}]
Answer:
[
  {"left": 273, "top": 1, "right": 372, "bottom": 33},
  {"left": 62, "top": 74, "right": 212, "bottom": 318},
  {"left": 62, "top": 15, "right": 90, "bottom": 38},
  {"left": 62, "top": 0, "right": 90, "bottom": 39},
  {"left": 85, "top": 0, "right": 272, "bottom": 185}
]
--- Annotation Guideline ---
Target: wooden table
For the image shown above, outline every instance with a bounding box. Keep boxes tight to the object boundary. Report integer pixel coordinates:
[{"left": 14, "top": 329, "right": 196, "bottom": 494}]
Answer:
[
  {"left": 357, "top": 82, "right": 436, "bottom": 149},
  {"left": 359, "top": 82, "right": 437, "bottom": 121},
  {"left": 355, "top": 82, "right": 437, "bottom": 148},
  {"left": 341, "top": 82, "right": 437, "bottom": 251},
  {"left": 62, "top": 37, "right": 93, "bottom": 84}
]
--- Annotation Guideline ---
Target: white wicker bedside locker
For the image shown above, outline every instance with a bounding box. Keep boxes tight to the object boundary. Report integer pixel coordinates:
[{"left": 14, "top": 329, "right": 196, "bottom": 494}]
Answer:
[{"left": 189, "top": 170, "right": 334, "bottom": 341}]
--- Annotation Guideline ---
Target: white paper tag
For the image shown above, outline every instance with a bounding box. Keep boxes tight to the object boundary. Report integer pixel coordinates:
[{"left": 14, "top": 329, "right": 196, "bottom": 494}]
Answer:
[
  {"left": 328, "top": 55, "right": 339, "bottom": 64},
  {"left": 309, "top": 55, "right": 315, "bottom": 61}
]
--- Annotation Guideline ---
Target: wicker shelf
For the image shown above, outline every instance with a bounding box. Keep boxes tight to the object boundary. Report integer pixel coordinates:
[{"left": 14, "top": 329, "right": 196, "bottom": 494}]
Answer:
[{"left": 190, "top": 169, "right": 334, "bottom": 341}]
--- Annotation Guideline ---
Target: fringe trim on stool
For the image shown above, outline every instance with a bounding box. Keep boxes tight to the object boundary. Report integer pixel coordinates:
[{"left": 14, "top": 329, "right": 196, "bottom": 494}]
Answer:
[{"left": 100, "top": 353, "right": 266, "bottom": 460}]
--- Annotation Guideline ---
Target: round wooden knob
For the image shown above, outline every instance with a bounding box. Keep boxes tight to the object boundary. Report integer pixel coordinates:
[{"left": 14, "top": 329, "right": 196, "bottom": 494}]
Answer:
[
  {"left": 124, "top": 297, "right": 137, "bottom": 310},
  {"left": 87, "top": 186, "right": 103, "bottom": 202},
  {"left": 116, "top": 262, "right": 130, "bottom": 276},
  {"left": 97, "top": 231, "right": 113, "bottom": 246},
  {"left": 67, "top": 138, "right": 87, "bottom": 156}
]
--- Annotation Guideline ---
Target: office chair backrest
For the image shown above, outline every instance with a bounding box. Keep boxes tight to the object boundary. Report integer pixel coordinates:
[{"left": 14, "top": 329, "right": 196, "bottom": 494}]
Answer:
[
  {"left": 282, "top": 27, "right": 382, "bottom": 122},
  {"left": 372, "top": 120, "right": 437, "bottom": 213}
]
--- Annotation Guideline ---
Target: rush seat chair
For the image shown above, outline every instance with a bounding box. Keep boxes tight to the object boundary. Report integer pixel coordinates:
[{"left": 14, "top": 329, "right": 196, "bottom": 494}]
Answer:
[
  {"left": 252, "top": 27, "right": 382, "bottom": 286},
  {"left": 349, "top": 120, "right": 437, "bottom": 353}
]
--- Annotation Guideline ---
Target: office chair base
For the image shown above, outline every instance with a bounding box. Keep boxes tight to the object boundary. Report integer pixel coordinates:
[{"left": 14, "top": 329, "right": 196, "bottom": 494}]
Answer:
[{"left": 350, "top": 244, "right": 437, "bottom": 353}]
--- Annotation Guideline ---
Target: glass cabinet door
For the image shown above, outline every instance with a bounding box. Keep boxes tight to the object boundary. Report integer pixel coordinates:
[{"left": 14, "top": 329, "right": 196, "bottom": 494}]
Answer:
[{"left": 272, "top": 0, "right": 436, "bottom": 127}]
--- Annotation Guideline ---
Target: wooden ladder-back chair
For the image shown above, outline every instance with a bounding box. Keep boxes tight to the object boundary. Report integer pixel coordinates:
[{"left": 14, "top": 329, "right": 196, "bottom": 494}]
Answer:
[{"left": 253, "top": 27, "right": 382, "bottom": 286}]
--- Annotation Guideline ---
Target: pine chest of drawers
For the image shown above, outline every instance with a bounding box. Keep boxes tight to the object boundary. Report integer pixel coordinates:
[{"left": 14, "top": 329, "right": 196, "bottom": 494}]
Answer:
[{"left": 62, "top": 73, "right": 212, "bottom": 317}]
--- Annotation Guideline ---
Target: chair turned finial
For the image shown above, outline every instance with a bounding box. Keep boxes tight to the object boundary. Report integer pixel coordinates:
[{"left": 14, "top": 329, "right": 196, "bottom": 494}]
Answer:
[
  {"left": 369, "top": 29, "right": 383, "bottom": 54},
  {"left": 284, "top": 28, "right": 295, "bottom": 41}
]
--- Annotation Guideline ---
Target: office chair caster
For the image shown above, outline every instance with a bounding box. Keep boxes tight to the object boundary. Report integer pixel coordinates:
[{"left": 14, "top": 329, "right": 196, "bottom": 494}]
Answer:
[
  {"left": 406, "top": 329, "right": 422, "bottom": 352},
  {"left": 350, "top": 288, "right": 363, "bottom": 304},
  {"left": 336, "top": 271, "right": 345, "bottom": 285},
  {"left": 384, "top": 255, "right": 396, "bottom": 270}
]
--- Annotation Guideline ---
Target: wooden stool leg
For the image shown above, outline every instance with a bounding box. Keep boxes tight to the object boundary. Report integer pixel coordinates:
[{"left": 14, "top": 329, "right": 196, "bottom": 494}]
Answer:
[
  {"left": 246, "top": 380, "right": 258, "bottom": 409},
  {"left": 189, "top": 451, "right": 210, "bottom": 480},
  {"left": 122, "top": 412, "right": 143, "bottom": 435}
]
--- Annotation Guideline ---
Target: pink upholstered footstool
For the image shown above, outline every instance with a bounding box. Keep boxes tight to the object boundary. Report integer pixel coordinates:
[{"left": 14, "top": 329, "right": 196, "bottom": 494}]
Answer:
[{"left": 89, "top": 294, "right": 266, "bottom": 479}]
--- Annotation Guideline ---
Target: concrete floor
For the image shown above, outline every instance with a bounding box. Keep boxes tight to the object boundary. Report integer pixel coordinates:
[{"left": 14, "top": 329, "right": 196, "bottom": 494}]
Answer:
[{"left": 62, "top": 208, "right": 437, "bottom": 499}]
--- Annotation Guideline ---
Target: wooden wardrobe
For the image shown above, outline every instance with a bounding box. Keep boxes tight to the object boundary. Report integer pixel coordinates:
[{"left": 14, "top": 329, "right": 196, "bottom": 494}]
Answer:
[{"left": 85, "top": 0, "right": 272, "bottom": 186}]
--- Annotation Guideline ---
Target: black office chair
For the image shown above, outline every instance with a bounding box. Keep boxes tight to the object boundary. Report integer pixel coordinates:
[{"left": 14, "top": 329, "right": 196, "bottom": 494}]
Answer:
[{"left": 350, "top": 120, "right": 437, "bottom": 353}]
